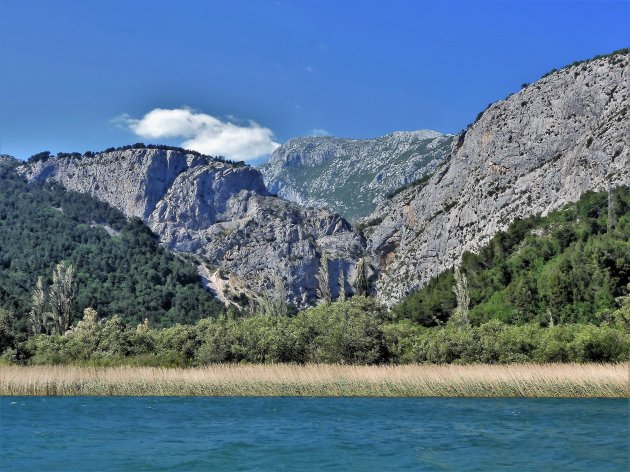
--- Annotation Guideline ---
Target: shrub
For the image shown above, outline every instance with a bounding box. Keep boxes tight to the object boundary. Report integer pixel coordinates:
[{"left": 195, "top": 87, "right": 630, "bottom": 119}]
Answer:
[{"left": 293, "top": 296, "right": 389, "bottom": 364}]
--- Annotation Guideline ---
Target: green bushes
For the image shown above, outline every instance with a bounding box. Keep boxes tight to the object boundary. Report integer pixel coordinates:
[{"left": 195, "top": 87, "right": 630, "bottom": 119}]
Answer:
[
  {"left": 405, "top": 322, "right": 630, "bottom": 364},
  {"left": 15, "top": 298, "right": 630, "bottom": 366},
  {"left": 292, "top": 296, "right": 389, "bottom": 364},
  {"left": 194, "top": 297, "right": 388, "bottom": 364}
]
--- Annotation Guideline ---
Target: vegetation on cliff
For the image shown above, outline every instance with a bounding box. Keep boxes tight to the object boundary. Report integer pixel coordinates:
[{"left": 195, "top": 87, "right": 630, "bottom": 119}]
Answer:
[
  {"left": 27, "top": 143, "right": 246, "bottom": 167},
  {"left": 0, "top": 163, "right": 224, "bottom": 332},
  {"left": 394, "top": 187, "right": 630, "bottom": 327}
]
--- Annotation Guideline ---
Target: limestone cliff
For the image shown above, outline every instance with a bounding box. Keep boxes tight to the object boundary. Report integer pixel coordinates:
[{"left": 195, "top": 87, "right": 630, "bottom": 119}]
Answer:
[
  {"left": 20, "top": 148, "right": 364, "bottom": 306},
  {"left": 17, "top": 51, "right": 629, "bottom": 309},
  {"left": 367, "top": 51, "right": 630, "bottom": 306}
]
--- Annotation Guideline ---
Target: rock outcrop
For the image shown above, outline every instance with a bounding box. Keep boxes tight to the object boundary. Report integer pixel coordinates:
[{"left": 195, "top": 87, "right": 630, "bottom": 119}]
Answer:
[
  {"left": 259, "top": 130, "right": 452, "bottom": 221},
  {"left": 20, "top": 148, "right": 364, "bottom": 306},
  {"left": 368, "top": 51, "right": 630, "bottom": 306}
]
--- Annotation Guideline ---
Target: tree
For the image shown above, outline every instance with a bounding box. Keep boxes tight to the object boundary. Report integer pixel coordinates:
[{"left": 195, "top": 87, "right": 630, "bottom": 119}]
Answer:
[
  {"left": 49, "top": 262, "right": 77, "bottom": 334},
  {"left": 29, "top": 277, "right": 48, "bottom": 335},
  {"left": 136, "top": 317, "right": 150, "bottom": 333},
  {"left": 251, "top": 295, "right": 266, "bottom": 316},
  {"left": 293, "top": 296, "right": 388, "bottom": 364},
  {"left": 354, "top": 258, "right": 369, "bottom": 297},
  {"left": 608, "top": 184, "right": 616, "bottom": 233},
  {"left": 274, "top": 276, "right": 288, "bottom": 317},
  {"left": 74, "top": 307, "right": 101, "bottom": 337},
  {"left": 316, "top": 252, "right": 331, "bottom": 305},
  {"left": 0, "top": 308, "right": 16, "bottom": 354},
  {"left": 26, "top": 151, "right": 51, "bottom": 164},
  {"left": 450, "top": 267, "right": 470, "bottom": 328},
  {"left": 338, "top": 265, "right": 346, "bottom": 302}
]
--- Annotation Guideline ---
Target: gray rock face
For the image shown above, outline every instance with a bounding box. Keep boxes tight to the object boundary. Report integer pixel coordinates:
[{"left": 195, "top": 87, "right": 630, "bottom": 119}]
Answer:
[
  {"left": 20, "top": 148, "right": 364, "bottom": 306},
  {"left": 259, "top": 130, "right": 453, "bottom": 221},
  {"left": 368, "top": 52, "right": 630, "bottom": 306}
]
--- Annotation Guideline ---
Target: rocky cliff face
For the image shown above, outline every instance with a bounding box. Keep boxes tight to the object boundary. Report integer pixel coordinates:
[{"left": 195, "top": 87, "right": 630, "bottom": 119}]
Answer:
[
  {"left": 368, "top": 51, "right": 630, "bottom": 306},
  {"left": 259, "top": 130, "right": 453, "bottom": 221},
  {"left": 20, "top": 148, "right": 364, "bottom": 306}
]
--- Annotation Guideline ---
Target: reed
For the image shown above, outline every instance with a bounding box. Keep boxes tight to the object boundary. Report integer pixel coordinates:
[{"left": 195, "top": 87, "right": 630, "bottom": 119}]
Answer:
[{"left": 1, "top": 363, "right": 628, "bottom": 397}]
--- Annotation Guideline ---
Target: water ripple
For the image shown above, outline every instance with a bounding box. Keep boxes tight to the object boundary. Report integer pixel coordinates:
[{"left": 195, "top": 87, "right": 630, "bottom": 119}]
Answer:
[{"left": 1, "top": 397, "right": 628, "bottom": 471}]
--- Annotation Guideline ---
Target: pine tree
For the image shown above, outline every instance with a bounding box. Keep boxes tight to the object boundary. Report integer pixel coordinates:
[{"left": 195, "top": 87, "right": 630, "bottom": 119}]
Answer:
[
  {"left": 608, "top": 184, "right": 616, "bottom": 233},
  {"left": 274, "top": 276, "right": 288, "bottom": 317},
  {"left": 0, "top": 308, "right": 16, "bottom": 354},
  {"left": 354, "top": 258, "right": 369, "bottom": 296},
  {"left": 450, "top": 267, "right": 470, "bottom": 328}
]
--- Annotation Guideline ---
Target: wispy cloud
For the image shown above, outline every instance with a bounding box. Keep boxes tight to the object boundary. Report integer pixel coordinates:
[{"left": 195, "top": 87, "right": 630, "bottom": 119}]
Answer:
[
  {"left": 309, "top": 128, "right": 331, "bottom": 137},
  {"left": 114, "top": 108, "right": 280, "bottom": 161}
]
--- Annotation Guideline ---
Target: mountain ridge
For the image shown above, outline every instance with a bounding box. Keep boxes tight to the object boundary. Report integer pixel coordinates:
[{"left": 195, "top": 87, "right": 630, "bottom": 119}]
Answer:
[
  {"left": 12, "top": 50, "right": 629, "bottom": 311},
  {"left": 259, "top": 130, "right": 453, "bottom": 221},
  {"left": 19, "top": 147, "right": 364, "bottom": 307},
  {"left": 367, "top": 50, "right": 629, "bottom": 306}
]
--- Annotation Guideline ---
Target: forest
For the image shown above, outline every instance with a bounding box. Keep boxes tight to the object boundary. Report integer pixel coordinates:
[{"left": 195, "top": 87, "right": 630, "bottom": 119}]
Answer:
[{"left": 0, "top": 160, "right": 225, "bottom": 332}]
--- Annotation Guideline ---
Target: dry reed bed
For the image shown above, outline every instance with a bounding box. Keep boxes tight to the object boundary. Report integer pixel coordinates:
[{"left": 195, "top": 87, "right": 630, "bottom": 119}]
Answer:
[{"left": 1, "top": 363, "right": 628, "bottom": 397}]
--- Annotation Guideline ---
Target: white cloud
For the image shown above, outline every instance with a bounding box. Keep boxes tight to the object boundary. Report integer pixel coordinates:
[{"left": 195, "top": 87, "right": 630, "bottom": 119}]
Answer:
[
  {"left": 117, "top": 108, "right": 280, "bottom": 161},
  {"left": 309, "top": 128, "right": 331, "bottom": 137}
]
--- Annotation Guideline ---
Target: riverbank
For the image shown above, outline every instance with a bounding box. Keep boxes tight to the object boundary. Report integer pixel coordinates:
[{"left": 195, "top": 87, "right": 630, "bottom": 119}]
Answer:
[{"left": 1, "top": 363, "right": 628, "bottom": 397}]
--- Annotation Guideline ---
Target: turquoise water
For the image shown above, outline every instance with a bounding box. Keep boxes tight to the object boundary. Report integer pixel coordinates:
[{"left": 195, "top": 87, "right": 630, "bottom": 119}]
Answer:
[{"left": 1, "top": 397, "right": 628, "bottom": 471}]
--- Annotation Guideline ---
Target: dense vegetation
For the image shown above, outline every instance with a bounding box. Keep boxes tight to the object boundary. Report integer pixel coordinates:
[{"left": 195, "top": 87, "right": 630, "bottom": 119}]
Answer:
[
  {"left": 394, "top": 187, "right": 630, "bottom": 327},
  {"left": 3, "top": 295, "right": 627, "bottom": 366},
  {"left": 0, "top": 162, "right": 224, "bottom": 331}
]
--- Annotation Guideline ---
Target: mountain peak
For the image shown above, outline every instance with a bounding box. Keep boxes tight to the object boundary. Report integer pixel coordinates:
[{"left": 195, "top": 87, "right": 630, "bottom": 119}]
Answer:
[{"left": 260, "top": 130, "right": 453, "bottom": 221}]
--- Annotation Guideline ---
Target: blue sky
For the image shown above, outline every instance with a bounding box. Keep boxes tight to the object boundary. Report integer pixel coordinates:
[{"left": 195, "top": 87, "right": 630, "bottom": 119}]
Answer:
[{"left": 1, "top": 0, "right": 628, "bottom": 161}]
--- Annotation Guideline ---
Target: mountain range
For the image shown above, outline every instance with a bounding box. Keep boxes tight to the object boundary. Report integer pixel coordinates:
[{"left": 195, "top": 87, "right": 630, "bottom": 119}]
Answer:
[{"left": 4, "top": 49, "right": 628, "bottom": 315}]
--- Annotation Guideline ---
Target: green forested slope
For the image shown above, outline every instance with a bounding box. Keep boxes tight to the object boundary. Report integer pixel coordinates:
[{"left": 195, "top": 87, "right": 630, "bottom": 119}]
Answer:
[
  {"left": 0, "top": 161, "right": 224, "bottom": 330},
  {"left": 394, "top": 187, "right": 630, "bottom": 326}
]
